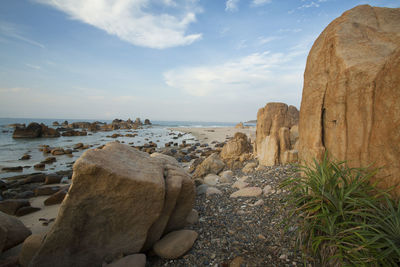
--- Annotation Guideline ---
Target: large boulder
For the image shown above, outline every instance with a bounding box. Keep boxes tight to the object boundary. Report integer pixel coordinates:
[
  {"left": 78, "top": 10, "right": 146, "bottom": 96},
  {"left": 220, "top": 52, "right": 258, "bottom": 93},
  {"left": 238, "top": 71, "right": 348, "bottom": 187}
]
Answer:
[
  {"left": 298, "top": 5, "right": 400, "bottom": 195},
  {"left": 256, "top": 103, "right": 299, "bottom": 166},
  {"left": 0, "top": 211, "right": 31, "bottom": 252},
  {"left": 220, "top": 132, "right": 252, "bottom": 162},
  {"left": 30, "top": 142, "right": 194, "bottom": 267},
  {"left": 40, "top": 124, "right": 60, "bottom": 138}
]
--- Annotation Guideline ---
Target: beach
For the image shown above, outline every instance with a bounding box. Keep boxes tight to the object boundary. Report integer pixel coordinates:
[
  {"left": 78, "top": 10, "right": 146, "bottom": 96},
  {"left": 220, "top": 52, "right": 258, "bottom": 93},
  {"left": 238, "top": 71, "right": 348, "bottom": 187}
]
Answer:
[{"left": 170, "top": 126, "right": 256, "bottom": 144}]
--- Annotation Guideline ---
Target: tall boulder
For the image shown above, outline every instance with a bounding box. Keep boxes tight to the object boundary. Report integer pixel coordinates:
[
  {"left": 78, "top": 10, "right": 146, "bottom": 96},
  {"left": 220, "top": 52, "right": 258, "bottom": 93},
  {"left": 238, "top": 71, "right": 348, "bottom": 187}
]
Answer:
[
  {"left": 298, "top": 5, "right": 400, "bottom": 195},
  {"left": 30, "top": 142, "right": 195, "bottom": 267},
  {"left": 12, "top": 123, "right": 42, "bottom": 138},
  {"left": 256, "top": 103, "right": 299, "bottom": 166}
]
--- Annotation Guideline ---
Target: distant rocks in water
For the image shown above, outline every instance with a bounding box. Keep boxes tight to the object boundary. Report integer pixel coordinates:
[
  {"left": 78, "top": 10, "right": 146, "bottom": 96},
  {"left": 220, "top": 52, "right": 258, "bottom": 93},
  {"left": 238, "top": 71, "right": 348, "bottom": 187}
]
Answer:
[
  {"left": 298, "top": 4, "right": 400, "bottom": 196},
  {"left": 12, "top": 123, "right": 60, "bottom": 138},
  {"left": 255, "top": 103, "right": 299, "bottom": 166},
  {"left": 29, "top": 142, "right": 195, "bottom": 267},
  {"left": 61, "top": 130, "right": 87, "bottom": 137},
  {"left": 2, "top": 166, "right": 23, "bottom": 172},
  {"left": 144, "top": 119, "right": 152, "bottom": 125},
  {"left": 19, "top": 154, "right": 31, "bottom": 160}
]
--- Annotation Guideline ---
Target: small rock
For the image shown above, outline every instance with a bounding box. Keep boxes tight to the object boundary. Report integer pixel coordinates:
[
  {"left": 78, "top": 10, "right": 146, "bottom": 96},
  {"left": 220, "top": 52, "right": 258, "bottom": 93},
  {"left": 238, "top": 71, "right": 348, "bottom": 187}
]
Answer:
[
  {"left": 230, "top": 187, "right": 262, "bottom": 198},
  {"left": 196, "top": 184, "right": 209, "bottom": 195},
  {"left": 34, "top": 163, "right": 45, "bottom": 170},
  {"left": 242, "top": 162, "right": 257, "bottom": 174},
  {"left": 0, "top": 199, "right": 30, "bottom": 215},
  {"left": 204, "top": 174, "right": 219, "bottom": 186},
  {"left": 219, "top": 170, "right": 233, "bottom": 183},
  {"left": 44, "top": 174, "right": 62, "bottom": 185},
  {"left": 20, "top": 155, "right": 31, "bottom": 160},
  {"left": 44, "top": 189, "right": 67, "bottom": 206},
  {"left": 206, "top": 187, "right": 222, "bottom": 197},
  {"left": 2, "top": 166, "right": 23, "bottom": 172},
  {"left": 232, "top": 181, "right": 248, "bottom": 189},
  {"left": 16, "top": 206, "right": 41, "bottom": 217},
  {"left": 153, "top": 230, "right": 198, "bottom": 259},
  {"left": 34, "top": 186, "right": 60, "bottom": 196},
  {"left": 263, "top": 185, "right": 273, "bottom": 196}
]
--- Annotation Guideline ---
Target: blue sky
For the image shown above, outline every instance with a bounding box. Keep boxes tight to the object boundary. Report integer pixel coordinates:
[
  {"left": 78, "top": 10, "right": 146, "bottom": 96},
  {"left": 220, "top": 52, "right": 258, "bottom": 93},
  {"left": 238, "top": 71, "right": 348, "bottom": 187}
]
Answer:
[{"left": 0, "top": 0, "right": 398, "bottom": 122}]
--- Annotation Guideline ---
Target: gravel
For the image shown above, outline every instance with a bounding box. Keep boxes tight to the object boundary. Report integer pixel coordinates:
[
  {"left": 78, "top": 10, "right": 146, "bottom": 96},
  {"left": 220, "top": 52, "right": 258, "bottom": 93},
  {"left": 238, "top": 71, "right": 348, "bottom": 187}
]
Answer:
[{"left": 147, "top": 165, "right": 310, "bottom": 266}]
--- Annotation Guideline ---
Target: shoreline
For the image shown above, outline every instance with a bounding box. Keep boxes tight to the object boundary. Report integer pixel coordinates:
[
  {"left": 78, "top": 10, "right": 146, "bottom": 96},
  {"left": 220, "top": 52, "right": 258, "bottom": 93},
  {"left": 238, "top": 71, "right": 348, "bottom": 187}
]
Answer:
[{"left": 169, "top": 126, "right": 256, "bottom": 144}]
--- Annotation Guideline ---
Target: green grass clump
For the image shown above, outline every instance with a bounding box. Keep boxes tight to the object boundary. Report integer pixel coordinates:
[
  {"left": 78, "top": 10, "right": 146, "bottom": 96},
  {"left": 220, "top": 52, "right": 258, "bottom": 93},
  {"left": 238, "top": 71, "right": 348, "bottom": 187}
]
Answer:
[{"left": 282, "top": 154, "right": 400, "bottom": 266}]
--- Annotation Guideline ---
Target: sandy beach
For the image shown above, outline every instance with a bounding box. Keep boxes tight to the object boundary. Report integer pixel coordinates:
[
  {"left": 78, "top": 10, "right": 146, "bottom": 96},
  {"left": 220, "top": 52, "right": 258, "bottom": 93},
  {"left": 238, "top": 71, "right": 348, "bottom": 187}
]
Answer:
[{"left": 170, "top": 126, "right": 256, "bottom": 144}]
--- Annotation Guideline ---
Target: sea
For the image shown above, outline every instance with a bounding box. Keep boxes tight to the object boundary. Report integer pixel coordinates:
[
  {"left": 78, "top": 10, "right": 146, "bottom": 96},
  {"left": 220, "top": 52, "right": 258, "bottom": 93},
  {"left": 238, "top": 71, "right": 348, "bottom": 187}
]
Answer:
[{"left": 0, "top": 118, "right": 239, "bottom": 179}]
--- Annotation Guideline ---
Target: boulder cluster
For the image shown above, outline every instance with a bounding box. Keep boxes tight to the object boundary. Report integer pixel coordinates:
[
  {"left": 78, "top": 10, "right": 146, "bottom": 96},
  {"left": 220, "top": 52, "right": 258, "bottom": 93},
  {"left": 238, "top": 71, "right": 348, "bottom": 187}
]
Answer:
[
  {"left": 12, "top": 118, "right": 152, "bottom": 139},
  {"left": 26, "top": 143, "right": 196, "bottom": 267}
]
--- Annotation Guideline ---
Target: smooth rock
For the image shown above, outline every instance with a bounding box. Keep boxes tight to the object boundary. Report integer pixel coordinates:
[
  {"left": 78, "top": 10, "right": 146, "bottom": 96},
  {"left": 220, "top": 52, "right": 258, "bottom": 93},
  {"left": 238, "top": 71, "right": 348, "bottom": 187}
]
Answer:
[
  {"left": 18, "top": 234, "right": 44, "bottom": 267},
  {"left": 230, "top": 187, "right": 262, "bottom": 198},
  {"left": 219, "top": 170, "right": 233, "bottom": 183},
  {"left": 0, "top": 200, "right": 30, "bottom": 215},
  {"left": 206, "top": 187, "right": 222, "bottom": 197},
  {"left": 203, "top": 174, "right": 219, "bottom": 186},
  {"left": 15, "top": 206, "right": 41, "bottom": 217},
  {"left": 232, "top": 181, "right": 248, "bottom": 190},
  {"left": 242, "top": 162, "right": 257, "bottom": 174},
  {"left": 196, "top": 184, "right": 209, "bottom": 195},
  {"left": 192, "top": 153, "right": 225, "bottom": 178},
  {"left": 0, "top": 211, "right": 31, "bottom": 251},
  {"left": 44, "top": 174, "right": 62, "bottom": 185},
  {"left": 153, "top": 230, "right": 198, "bottom": 259},
  {"left": 185, "top": 209, "right": 199, "bottom": 225}
]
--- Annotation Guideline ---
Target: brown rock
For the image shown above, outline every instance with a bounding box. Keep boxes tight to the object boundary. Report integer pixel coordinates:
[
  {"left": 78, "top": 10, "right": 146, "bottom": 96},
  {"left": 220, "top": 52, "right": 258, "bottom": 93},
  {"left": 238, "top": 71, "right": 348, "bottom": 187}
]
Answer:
[
  {"left": 230, "top": 187, "right": 262, "bottom": 198},
  {"left": 192, "top": 153, "right": 225, "bottom": 178},
  {"left": 153, "top": 230, "right": 198, "bottom": 259},
  {"left": 0, "top": 211, "right": 31, "bottom": 251},
  {"left": 43, "top": 189, "right": 68, "bottom": 206},
  {"left": 12, "top": 123, "right": 41, "bottom": 138},
  {"left": 220, "top": 132, "right": 252, "bottom": 162},
  {"left": 34, "top": 186, "right": 60, "bottom": 196},
  {"left": 51, "top": 148, "right": 65, "bottom": 156},
  {"left": 41, "top": 157, "right": 56, "bottom": 164},
  {"left": 44, "top": 174, "right": 62, "bottom": 185},
  {"left": 40, "top": 124, "right": 60, "bottom": 138},
  {"left": 19, "top": 234, "right": 45, "bottom": 267},
  {"left": 23, "top": 173, "right": 45, "bottom": 184},
  {"left": 256, "top": 103, "right": 299, "bottom": 166},
  {"left": 0, "top": 200, "right": 30, "bottom": 215},
  {"left": 20, "top": 155, "right": 31, "bottom": 160},
  {"left": 30, "top": 142, "right": 166, "bottom": 267},
  {"left": 33, "top": 163, "right": 45, "bottom": 170},
  {"left": 15, "top": 206, "right": 41, "bottom": 217},
  {"left": 298, "top": 5, "right": 400, "bottom": 195}
]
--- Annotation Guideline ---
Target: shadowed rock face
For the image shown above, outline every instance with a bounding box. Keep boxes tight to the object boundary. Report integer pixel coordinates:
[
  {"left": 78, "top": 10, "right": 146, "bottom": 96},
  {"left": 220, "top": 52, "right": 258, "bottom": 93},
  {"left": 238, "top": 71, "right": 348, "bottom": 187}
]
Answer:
[
  {"left": 30, "top": 142, "right": 195, "bottom": 267},
  {"left": 298, "top": 5, "right": 400, "bottom": 195}
]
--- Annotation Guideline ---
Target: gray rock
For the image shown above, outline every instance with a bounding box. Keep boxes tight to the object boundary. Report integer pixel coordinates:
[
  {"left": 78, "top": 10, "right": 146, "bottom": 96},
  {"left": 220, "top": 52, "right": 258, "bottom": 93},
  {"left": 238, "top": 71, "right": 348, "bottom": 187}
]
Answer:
[{"left": 153, "top": 230, "right": 198, "bottom": 259}]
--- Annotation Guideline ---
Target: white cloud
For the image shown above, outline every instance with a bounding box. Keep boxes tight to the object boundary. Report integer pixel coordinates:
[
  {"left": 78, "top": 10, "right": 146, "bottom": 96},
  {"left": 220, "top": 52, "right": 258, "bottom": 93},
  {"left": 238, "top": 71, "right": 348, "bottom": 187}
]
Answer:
[
  {"left": 257, "top": 36, "right": 280, "bottom": 45},
  {"left": 164, "top": 48, "right": 306, "bottom": 102},
  {"left": 0, "top": 87, "right": 31, "bottom": 93},
  {"left": 25, "top": 63, "right": 41, "bottom": 70},
  {"left": 34, "top": 0, "right": 202, "bottom": 49},
  {"left": 299, "top": 1, "right": 320, "bottom": 9},
  {"left": 251, "top": 0, "right": 272, "bottom": 6},
  {"left": 0, "top": 21, "right": 45, "bottom": 48},
  {"left": 225, "top": 0, "right": 239, "bottom": 12}
]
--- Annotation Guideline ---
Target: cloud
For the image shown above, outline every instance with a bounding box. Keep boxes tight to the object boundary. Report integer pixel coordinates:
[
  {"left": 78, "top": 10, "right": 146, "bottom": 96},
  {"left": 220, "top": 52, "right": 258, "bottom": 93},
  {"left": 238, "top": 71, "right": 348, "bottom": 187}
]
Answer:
[
  {"left": 225, "top": 0, "right": 239, "bottom": 12},
  {"left": 0, "top": 87, "right": 31, "bottom": 93},
  {"left": 257, "top": 36, "right": 280, "bottom": 45},
  {"left": 0, "top": 21, "right": 45, "bottom": 48},
  {"left": 299, "top": 1, "right": 320, "bottom": 9},
  {"left": 25, "top": 63, "right": 41, "bottom": 70},
  {"left": 164, "top": 48, "right": 307, "bottom": 102},
  {"left": 251, "top": 0, "right": 272, "bottom": 6},
  {"left": 34, "top": 0, "right": 202, "bottom": 49}
]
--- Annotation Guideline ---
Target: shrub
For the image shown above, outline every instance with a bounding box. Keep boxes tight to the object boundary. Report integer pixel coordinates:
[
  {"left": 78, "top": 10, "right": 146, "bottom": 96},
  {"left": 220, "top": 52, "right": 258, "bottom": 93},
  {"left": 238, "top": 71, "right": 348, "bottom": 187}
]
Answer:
[{"left": 282, "top": 154, "right": 400, "bottom": 266}]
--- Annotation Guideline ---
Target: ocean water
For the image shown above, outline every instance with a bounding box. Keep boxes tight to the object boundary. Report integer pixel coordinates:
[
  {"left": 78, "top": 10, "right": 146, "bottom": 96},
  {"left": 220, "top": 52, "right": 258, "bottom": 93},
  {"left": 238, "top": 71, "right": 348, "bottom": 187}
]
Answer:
[{"left": 0, "top": 118, "right": 237, "bottom": 179}]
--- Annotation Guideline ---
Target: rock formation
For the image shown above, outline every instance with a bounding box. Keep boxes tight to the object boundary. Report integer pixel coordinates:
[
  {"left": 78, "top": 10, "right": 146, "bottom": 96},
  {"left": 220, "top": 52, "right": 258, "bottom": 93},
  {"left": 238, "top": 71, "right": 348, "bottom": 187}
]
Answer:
[
  {"left": 256, "top": 103, "right": 299, "bottom": 166},
  {"left": 298, "top": 5, "right": 400, "bottom": 195},
  {"left": 12, "top": 123, "right": 60, "bottom": 138},
  {"left": 0, "top": 211, "right": 31, "bottom": 252},
  {"left": 29, "top": 142, "right": 195, "bottom": 267},
  {"left": 221, "top": 132, "right": 252, "bottom": 161}
]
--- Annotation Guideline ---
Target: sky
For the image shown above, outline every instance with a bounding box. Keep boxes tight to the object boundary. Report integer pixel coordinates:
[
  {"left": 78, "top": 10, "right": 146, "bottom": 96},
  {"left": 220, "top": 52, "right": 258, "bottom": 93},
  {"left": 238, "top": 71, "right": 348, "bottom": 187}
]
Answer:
[{"left": 0, "top": 0, "right": 398, "bottom": 122}]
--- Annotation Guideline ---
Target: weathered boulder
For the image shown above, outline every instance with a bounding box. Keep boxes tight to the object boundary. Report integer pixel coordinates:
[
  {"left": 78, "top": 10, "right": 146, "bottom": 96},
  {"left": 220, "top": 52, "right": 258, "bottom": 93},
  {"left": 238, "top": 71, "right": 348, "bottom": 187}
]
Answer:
[
  {"left": 298, "top": 5, "right": 400, "bottom": 196},
  {"left": 192, "top": 153, "right": 225, "bottom": 178},
  {"left": 0, "top": 211, "right": 31, "bottom": 251},
  {"left": 220, "top": 132, "right": 252, "bottom": 162},
  {"left": 30, "top": 143, "right": 165, "bottom": 267},
  {"left": 40, "top": 124, "right": 60, "bottom": 138},
  {"left": 30, "top": 142, "right": 195, "bottom": 266},
  {"left": 256, "top": 103, "right": 299, "bottom": 166},
  {"left": 142, "top": 153, "right": 195, "bottom": 251},
  {"left": 153, "top": 230, "right": 198, "bottom": 259}
]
